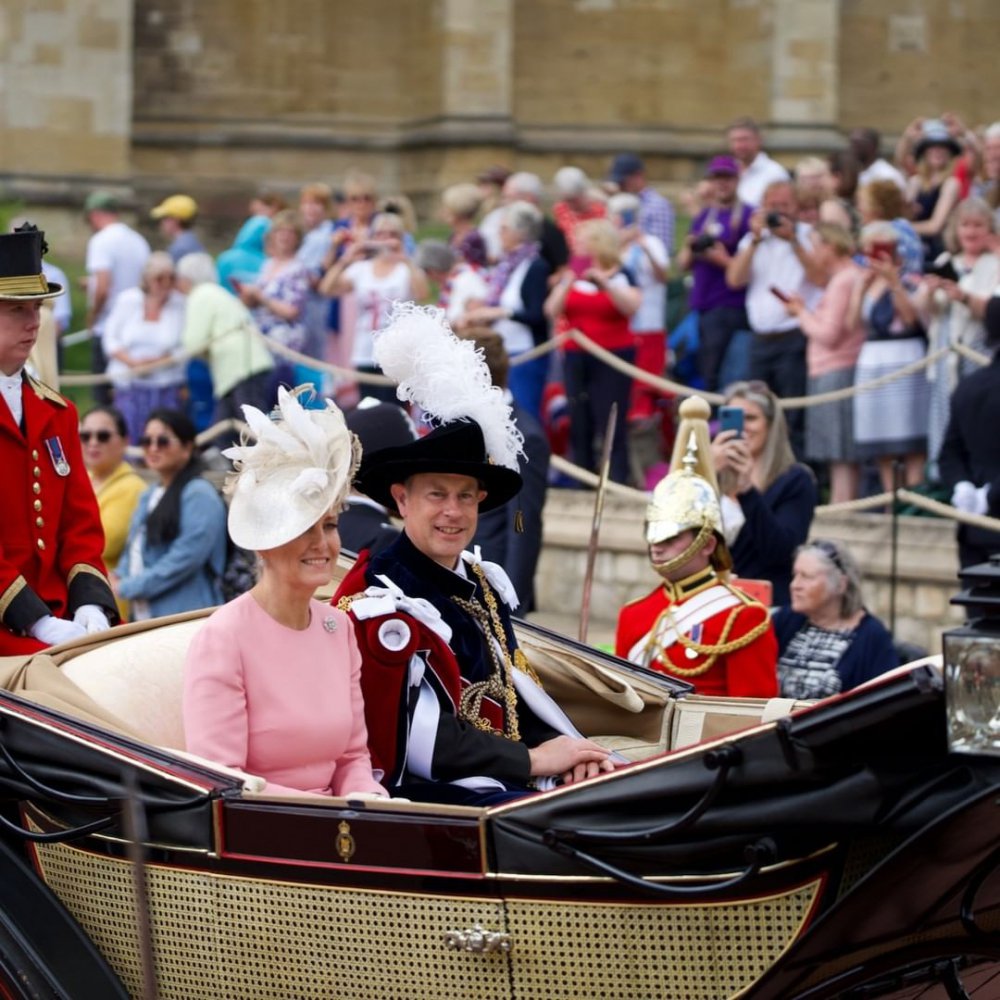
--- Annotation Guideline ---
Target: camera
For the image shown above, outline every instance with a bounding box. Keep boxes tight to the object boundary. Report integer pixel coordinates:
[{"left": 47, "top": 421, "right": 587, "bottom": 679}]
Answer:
[
  {"left": 765, "top": 211, "right": 784, "bottom": 230},
  {"left": 690, "top": 233, "right": 716, "bottom": 253}
]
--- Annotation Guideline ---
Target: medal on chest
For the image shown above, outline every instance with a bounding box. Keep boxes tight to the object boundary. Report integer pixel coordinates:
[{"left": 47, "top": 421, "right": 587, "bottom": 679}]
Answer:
[
  {"left": 685, "top": 622, "right": 704, "bottom": 660},
  {"left": 44, "top": 435, "right": 71, "bottom": 477}
]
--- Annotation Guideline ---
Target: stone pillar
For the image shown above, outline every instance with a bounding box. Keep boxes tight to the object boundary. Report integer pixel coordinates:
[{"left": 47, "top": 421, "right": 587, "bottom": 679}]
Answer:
[
  {"left": 768, "top": 0, "right": 841, "bottom": 149},
  {"left": 438, "top": 0, "right": 514, "bottom": 140},
  {"left": 0, "top": 0, "right": 133, "bottom": 178}
]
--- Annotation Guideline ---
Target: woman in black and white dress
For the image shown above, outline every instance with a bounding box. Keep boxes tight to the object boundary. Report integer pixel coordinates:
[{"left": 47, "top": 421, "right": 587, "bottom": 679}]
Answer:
[{"left": 848, "top": 222, "right": 929, "bottom": 493}]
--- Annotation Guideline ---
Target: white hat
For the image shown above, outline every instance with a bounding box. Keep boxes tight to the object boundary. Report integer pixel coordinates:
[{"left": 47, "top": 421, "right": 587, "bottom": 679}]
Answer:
[{"left": 223, "top": 386, "right": 360, "bottom": 551}]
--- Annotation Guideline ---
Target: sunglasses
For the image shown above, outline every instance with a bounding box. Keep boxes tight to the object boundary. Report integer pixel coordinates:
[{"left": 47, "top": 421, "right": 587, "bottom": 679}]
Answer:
[
  {"left": 811, "top": 539, "right": 845, "bottom": 574},
  {"left": 139, "top": 434, "right": 177, "bottom": 450},
  {"left": 79, "top": 429, "right": 115, "bottom": 444}
]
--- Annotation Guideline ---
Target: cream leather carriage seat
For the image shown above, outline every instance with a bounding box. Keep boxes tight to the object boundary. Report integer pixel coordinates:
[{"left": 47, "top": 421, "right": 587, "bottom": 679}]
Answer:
[{"left": 60, "top": 616, "right": 208, "bottom": 751}]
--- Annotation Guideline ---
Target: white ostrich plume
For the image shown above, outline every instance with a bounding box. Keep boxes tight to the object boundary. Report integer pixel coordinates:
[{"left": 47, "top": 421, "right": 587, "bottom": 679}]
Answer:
[
  {"left": 222, "top": 385, "right": 358, "bottom": 503},
  {"left": 372, "top": 302, "right": 524, "bottom": 471}
]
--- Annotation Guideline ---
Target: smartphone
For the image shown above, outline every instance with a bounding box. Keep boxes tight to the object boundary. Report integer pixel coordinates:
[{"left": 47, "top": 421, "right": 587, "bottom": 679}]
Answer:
[
  {"left": 719, "top": 405, "right": 744, "bottom": 437},
  {"left": 868, "top": 242, "right": 896, "bottom": 262},
  {"left": 769, "top": 285, "right": 790, "bottom": 303},
  {"left": 620, "top": 208, "right": 637, "bottom": 227}
]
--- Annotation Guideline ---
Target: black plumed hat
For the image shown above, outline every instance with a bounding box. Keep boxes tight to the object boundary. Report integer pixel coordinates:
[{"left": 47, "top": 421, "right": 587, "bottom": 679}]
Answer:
[{"left": 356, "top": 420, "right": 522, "bottom": 514}]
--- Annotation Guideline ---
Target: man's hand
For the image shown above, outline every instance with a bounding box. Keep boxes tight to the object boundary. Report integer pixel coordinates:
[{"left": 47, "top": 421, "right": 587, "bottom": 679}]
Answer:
[
  {"left": 73, "top": 605, "right": 112, "bottom": 634},
  {"left": 528, "top": 735, "right": 615, "bottom": 786},
  {"left": 29, "top": 615, "right": 86, "bottom": 646}
]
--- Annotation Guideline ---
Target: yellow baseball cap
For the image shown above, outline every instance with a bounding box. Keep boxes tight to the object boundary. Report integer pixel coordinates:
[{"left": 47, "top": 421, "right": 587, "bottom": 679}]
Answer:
[{"left": 150, "top": 194, "right": 198, "bottom": 221}]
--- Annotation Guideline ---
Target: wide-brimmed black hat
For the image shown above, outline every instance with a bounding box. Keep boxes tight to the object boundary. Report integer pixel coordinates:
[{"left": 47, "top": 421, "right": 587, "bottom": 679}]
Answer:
[
  {"left": 0, "top": 224, "right": 63, "bottom": 301},
  {"left": 356, "top": 420, "right": 523, "bottom": 514}
]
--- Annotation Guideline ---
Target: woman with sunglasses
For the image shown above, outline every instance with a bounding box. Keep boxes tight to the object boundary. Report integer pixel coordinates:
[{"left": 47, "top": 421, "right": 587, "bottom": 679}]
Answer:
[
  {"left": 774, "top": 540, "right": 897, "bottom": 700},
  {"left": 102, "top": 251, "right": 186, "bottom": 442},
  {"left": 80, "top": 406, "right": 145, "bottom": 620},
  {"left": 113, "top": 409, "right": 227, "bottom": 621}
]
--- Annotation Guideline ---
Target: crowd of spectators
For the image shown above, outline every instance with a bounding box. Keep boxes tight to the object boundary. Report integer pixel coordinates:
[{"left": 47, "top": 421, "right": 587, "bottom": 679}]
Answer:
[{"left": 36, "top": 108, "right": 1000, "bottom": 619}]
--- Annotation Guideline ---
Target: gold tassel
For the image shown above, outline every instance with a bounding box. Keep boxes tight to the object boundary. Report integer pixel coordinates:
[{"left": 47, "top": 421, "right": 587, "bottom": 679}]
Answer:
[{"left": 514, "top": 508, "right": 524, "bottom": 533}]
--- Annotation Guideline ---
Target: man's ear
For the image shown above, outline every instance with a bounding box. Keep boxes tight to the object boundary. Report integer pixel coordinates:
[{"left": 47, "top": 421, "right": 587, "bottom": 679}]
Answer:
[
  {"left": 390, "top": 482, "right": 408, "bottom": 513},
  {"left": 704, "top": 533, "right": 718, "bottom": 556}
]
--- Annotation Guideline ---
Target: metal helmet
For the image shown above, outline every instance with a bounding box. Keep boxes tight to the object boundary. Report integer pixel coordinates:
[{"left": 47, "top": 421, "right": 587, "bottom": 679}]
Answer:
[{"left": 644, "top": 396, "right": 732, "bottom": 573}]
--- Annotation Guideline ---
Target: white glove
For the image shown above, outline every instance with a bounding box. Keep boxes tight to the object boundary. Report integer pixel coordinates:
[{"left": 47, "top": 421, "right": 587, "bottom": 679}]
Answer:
[
  {"left": 72, "top": 604, "right": 112, "bottom": 634},
  {"left": 952, "top": 480, "right": 989, "bottom": 515},
  {"left": 29, "top": 615, "right": 86, "bottom": 646}
]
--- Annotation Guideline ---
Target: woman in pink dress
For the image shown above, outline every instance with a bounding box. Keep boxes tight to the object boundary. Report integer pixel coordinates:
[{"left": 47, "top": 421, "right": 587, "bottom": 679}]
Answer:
[{"left": 182, "top": 386, "right": 388, "bottom": 799}]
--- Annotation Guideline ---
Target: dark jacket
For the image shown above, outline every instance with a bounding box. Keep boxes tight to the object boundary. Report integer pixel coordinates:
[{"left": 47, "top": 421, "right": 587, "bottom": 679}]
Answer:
[
  {"left": 938, "top": 352, "right": 1000, "bottom": 566},
  {"left": 731, "top": 464, "right": 817, "bottom": 606},
  {"left": 472, "top": 403, "right": 550, "bottom": 612},
  {"left": 772, "top": 607, "right": 899, "bottom": 695}
]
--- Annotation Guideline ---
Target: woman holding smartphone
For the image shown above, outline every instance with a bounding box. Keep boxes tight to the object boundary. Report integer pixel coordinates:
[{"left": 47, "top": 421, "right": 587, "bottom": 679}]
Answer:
[
  {"left": 847, "top": 222, "right": 928, "bottom": 493},
  {"left": 711, "top": 381, "right": 817, "bottom": 606},
  {"left": 319, "top": 212, "right": 428, "bottom": 403}
]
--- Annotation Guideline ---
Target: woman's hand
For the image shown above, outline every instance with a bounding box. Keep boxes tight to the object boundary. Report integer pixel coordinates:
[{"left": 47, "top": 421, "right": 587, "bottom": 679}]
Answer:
[
  {"left": 783, "top": 293, "right": 805, "bottom": 318},
  {"left": 238, "top": 284, "right": 261, "bottom": 307},
  {"left": 711, "top": 429, "right": 754, "bottom": 495}
]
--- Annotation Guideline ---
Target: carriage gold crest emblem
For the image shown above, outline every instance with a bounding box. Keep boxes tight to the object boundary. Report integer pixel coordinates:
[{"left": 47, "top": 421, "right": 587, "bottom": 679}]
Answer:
[{"left": 336, "top": 820, "right": 356, "bottom": 863}]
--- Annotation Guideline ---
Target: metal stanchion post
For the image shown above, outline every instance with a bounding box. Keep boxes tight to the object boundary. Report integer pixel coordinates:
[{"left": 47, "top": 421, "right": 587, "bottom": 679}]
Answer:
[{"left": 889, "top": 459, "right": 903, "bottom": 637}]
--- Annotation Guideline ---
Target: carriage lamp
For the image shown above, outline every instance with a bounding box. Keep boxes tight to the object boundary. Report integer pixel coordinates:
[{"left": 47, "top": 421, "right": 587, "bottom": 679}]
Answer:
[{"left": 942, "top": 555, "right": 1000, "bottom": 756}]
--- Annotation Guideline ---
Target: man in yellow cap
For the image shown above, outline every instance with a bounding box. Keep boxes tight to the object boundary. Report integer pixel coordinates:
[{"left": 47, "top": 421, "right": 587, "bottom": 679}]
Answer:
[
  {"left": 150, "top": 194, "right": 204, "bottom": 264},
  {"left": 616, "top": 398, "right": 778, "bottom": 697}
]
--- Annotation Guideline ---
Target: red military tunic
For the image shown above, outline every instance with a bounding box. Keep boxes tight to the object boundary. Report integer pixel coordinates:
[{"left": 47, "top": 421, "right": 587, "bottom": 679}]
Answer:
[
  {"left": 616, "top": 567, "right": 778, "bottom": 698},
  {"left": 0, "top": 374, "right": 117, "bottom": 655}
]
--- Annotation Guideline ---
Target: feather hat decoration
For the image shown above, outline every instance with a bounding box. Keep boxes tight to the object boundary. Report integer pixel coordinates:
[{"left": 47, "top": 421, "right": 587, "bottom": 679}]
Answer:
[
  {"left": 223, "top": 386, "right": 360, "bottom": 551},
  {"left": 372, "top": 302, "right": 524, "bottom": 471}
]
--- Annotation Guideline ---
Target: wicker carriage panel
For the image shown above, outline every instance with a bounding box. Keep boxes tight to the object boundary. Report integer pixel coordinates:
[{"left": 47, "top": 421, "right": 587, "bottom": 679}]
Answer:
[
  {"left": 33, "top": 842, "right": 512, "bottom": 1000},
  {"left": 503, "top": 880, "right": 821, "bottom": 1000}
]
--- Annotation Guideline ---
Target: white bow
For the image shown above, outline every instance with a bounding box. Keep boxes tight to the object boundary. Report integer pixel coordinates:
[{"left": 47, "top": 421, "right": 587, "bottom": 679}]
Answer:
[
  {"left": 462, "top": 546, "right": 520, "bottom": 611},
  {"left": 350, "top": 574, "right": 454, "bottom": 644}
]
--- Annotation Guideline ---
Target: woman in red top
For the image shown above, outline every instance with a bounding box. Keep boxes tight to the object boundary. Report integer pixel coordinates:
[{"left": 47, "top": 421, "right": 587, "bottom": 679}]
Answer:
[{"left": 545, "top": 219, "right": 641, "bottom": 483}]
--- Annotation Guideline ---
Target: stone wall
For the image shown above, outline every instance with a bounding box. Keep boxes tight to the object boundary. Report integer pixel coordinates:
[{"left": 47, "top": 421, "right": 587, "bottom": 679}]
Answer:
[
  {"left": 536, "top": 489, "right": 965, "bottom": 656},
  {"left": 0, "top": 0, "right": 132, "bottom": 179},
  {"left": 5, "top": 1, "right": 1000, "bottom": 228}
]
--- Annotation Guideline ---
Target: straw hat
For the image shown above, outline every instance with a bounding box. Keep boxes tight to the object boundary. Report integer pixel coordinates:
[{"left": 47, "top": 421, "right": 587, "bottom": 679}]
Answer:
[{"left": 223, "top": 386, "right": 360, "bottom": 551}]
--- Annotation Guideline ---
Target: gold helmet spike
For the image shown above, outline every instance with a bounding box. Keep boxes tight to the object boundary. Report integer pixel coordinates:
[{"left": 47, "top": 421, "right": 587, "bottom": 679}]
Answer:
[{"left": 645, "top": 396, "right": 732, "bottom": 574}]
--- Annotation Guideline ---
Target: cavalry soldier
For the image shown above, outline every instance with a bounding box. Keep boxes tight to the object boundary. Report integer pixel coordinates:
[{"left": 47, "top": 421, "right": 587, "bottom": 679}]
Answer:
[
  {"left": 334, "top": 304, "right": 614, "bottom": 805},
  {"left": 616, "top": 398, "right": 778, "bottom": 697},
  {"left": 0, "top": 225, "right": 118, "bottom": 655}
]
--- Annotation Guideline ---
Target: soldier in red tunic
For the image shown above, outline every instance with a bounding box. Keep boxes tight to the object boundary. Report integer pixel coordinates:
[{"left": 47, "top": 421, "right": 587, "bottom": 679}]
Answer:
[
  {"left": 616, "top": 397, "right": 778, "bottom": 697},
  {"left": 0, "top": 225, "right": 118, "bottom": 655}
]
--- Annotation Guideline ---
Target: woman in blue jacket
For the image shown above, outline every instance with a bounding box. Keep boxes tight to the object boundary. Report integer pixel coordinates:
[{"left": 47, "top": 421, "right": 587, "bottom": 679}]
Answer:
[
  {"left": 115, "top": 409, "right": 227, "bottom": 620},
  {"left": 773, "top": 539, "right": 898, "bottom": 700}
]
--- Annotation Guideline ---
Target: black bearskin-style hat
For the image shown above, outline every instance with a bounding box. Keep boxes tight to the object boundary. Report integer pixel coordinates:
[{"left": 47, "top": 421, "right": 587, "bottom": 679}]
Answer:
[
  {"left": 356, "top": 420, "right": 523, "bottom": 515},
  {"left": 0, "top": 223, "right": 63, "bottom": 301}
]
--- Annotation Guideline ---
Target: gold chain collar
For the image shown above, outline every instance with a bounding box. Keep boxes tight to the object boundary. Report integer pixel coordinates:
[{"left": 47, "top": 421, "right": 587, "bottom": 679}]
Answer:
[{"left": 451, "top": 562, "right": 522, "bottom": 742}]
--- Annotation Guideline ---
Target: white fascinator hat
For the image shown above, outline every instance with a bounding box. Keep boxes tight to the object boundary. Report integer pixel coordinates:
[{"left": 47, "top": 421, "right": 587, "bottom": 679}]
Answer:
[{"left": 223, "top": 386, "right": 360, "bottom": 551}]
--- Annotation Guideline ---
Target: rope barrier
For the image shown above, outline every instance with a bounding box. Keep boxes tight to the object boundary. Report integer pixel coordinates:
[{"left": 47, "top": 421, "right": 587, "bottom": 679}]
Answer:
[
  {"left": 58, "top": 314, "right": 990, "bottom": 406},
  {"left": 896, "top": 487, "right": 1000, "bottom": 532},
  {"left": 550, "top": 453, "right": 1000, "bottom": 532}
]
